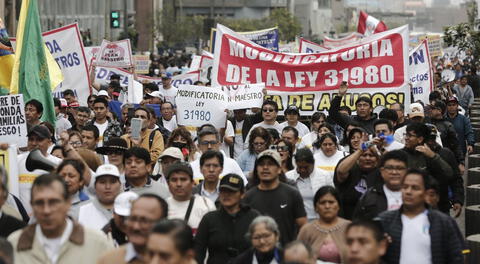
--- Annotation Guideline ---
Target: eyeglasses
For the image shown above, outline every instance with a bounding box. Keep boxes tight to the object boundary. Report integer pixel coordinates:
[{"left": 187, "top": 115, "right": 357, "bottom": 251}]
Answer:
[
  {"left": 253, "top": 142, "right": 266, "bottom": 147},
  {"left": 276, "top": 145, "right": 289, "bottom": 152},
  {"left": 126, "top": 216, "right": 156, "bottom": 227},
  {"left": 262, "top": 109, "right": 275, "bottom": 113},
  {"left": 252, "top": 232, "right": 274, "bottom": 241},
  {"left": 199, "top": 140, "right": 218, "bottom": 146},
  {"left": 382, "top": 165, "right": 407, "bottom": 172}
]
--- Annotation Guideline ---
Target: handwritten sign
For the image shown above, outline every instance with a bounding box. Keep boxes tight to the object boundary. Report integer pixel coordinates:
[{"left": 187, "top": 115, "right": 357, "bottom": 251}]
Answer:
[{"left": 0, "top": 95, "right": 27, "bottom": 147}]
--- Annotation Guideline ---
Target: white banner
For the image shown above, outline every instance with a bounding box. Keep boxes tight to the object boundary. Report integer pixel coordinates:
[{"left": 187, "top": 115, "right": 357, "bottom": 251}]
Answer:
[
  {"left": 133, "top": 55, "right": 151, "bottom": 74},
  {"left": 11, "top": 23, "right": 91, "bottom": 105},
  {"left": 84, "top": 46, "right": 100, "bottom": 66},
  {"left": 298, "top": 38, "right": 329, "bottom": 53},
  {"left": 176, "top": 85, "right": 227, "bottom": 128},
  {"left": 220, "top": 83, "right": 265, "bottom": 110},
  {"left": 95, "top": 39, "right": 133, "bottom": 68},
  {"left": 171, "top": 71, "right": 200, "bottom": 88},
  {"left": 0, "top": 95, "right": 28, "bottom": 148},
  {"left": 409, "top": 39, "right": 433, "bottom": 104},
  {"left": 94, "top": 66, "right": 131, "bottom": 87},
  {"left": 137, "top": 75, "right": 163, "bottom": 87},
  {"left": 199, "top": 51, "right": 214, "bottom": 83}
]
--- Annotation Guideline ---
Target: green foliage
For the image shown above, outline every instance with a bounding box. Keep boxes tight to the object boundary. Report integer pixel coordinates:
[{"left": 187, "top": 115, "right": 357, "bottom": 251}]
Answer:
[
  {"left": 444, "top": 1, "right": 480, "bottom": 60},
  {"left": 119, "top": 28, "right": 138, "bottom": 50}
]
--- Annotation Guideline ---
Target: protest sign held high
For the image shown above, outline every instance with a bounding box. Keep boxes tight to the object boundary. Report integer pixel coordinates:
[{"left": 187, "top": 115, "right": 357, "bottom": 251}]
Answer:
[
  {"left": 212, "top": 24, "right": 410, "bottom": 114},
  {"left": 176, "top": 84, "right": 227, "bottom": 128},
  {"left": 298, "top": 37, "right": 329, "bottom": 53},
  {"left": 95, "top": 39, "right": 133, "bottom": 68},
  {"left": 220, "top": 83, "right": 265, "bottom": 110},
  {"left": 171, "top": 70, "right": 201, "bottom": 88},
  {"left": 133, "top": 55, "right": 151, "bottom": 74},
  {"left": 94, "top": 66, "right": 131, "bottom": 86},
  {"left": 0, "top": 95, "right": 27, "bottom": 148},
  {"left": 409, "top": 39, "right": 433, "bottom": 104},
  {"left": 210, "top": 27, "right": 279, "bottom": 53},
  {"left": 323, "top": 32, "right": 361, "bottom": 48}
]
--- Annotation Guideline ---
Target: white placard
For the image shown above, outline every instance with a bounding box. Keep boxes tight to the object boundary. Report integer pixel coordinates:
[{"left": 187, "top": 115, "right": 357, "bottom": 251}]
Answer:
[
  {"left": 0, "top": 95, "right": 28, "bottom": 148},
  {"left": 220, "top": 83, "right": 264, "bottom": 110},
  {"left": 176, "top": 85, "right": 227, "bottom": 128},
  {"left": 95, "top": 39, "right": 133, "bottom": 68}
]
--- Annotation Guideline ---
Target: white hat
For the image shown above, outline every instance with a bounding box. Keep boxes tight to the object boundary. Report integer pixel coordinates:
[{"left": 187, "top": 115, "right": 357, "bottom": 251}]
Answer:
[
  {"left": 98, "top": 90, "right": 110, "bottom": 97},
  {"left": 159, "top": 147, "right": 184, "bottom": 161},
  {"left": 147, "top": 91, "right": 164, "bottom": 100},
  {"left": 114, "top": 191, "right": 139, "bottom": 216},
  {"left": 408, "top": 103, "right": 424, "bottom": 118},
  {"left": 94, "top": 164, "right": 120, "bottom": 181}
]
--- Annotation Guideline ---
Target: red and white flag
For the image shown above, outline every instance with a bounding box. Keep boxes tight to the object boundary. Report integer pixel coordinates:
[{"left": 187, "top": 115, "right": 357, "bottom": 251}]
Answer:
[{"left": 357, "top": 11, "right": 387, "bottom": 36}]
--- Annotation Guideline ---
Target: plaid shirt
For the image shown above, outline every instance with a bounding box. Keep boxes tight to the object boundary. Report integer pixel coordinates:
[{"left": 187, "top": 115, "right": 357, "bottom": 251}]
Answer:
[{"left": 87, "top": 117, "right": 123, "bottom": 144}]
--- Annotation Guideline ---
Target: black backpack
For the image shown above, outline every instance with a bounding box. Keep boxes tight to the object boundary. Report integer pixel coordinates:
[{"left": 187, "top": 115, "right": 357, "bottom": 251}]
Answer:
[{"left": 149, "top": 126, "right": 171, "bottom": 149}]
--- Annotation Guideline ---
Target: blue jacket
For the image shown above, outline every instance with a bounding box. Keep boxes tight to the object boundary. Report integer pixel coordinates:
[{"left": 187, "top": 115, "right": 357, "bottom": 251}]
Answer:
[{"left": 445, "top": 112, "right": 475, "bottom": 154}]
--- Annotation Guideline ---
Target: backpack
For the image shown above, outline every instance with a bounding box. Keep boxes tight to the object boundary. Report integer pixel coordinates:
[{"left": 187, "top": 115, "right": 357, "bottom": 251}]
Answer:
[{"left": 149, "top": 126, "right": 171, "bottom": 149}]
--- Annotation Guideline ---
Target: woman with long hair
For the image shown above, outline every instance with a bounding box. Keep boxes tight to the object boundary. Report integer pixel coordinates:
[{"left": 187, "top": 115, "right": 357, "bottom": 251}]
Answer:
[
  {"left": 237, "top": 127, "right": 272, "bottom": 176},
  {"left": 166, "top": 126, "right": 199, "bottom": 162}
]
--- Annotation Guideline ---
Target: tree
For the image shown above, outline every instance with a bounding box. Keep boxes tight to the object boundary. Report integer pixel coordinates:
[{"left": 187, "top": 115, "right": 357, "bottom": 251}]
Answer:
[{"left": 443, "top": 0, "right": 480, "bottom": 60}]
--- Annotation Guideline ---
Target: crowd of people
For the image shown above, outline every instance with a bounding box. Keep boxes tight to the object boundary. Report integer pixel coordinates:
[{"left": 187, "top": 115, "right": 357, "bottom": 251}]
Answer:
[{"left": 0, "top": 53, "right": 478, "bottom": 264}]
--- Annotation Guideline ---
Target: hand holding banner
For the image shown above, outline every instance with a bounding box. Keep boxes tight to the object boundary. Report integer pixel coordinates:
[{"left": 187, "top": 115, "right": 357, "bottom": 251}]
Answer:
[
  {"left": 176, "top": 85, "right": 227, "bottom": 128},
  {"left": 95, "top": 39, "right": 133, "bottom": 68}
]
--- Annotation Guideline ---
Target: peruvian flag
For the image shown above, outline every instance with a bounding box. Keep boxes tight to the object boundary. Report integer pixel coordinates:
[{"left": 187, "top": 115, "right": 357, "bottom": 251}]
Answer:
[{"left": 357, "top": 11, "right": 388, "bottom": 36}]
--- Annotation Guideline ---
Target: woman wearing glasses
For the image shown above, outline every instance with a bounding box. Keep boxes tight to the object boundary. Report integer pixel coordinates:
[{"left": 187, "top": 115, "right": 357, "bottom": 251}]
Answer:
[
  {"left": 237, "top": 127, "right": 272, "bottom": 177},
  {"left": 275, "top": 139, "right": 295, "bottom": 175},
  {"left": 232, "top": 216, "right": 283, "bottom": 264}
]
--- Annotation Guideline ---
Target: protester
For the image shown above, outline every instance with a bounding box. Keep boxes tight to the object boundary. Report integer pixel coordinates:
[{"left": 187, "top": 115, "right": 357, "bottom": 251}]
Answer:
[
  {"left": 345, "top": 220, "right": 387, "bottom": 264},
  {"left": 0, "top": 238, "right": 13, "bottom": 264},
  {"left": 283, "top": 240, "right": 317, "bottom": 264},
  {"left": 8, "top": 174, "right": 112, "bottom": 263},
  {"left": 244, "top": 100, "right": 283, "bottom": 147},
  {"left": 275, "top": 139, "right": 295, "bottom": 174},
  {"left": 18, "top": 125, "right": 63, "bottom": 215},
  {"left": 231, "top": 216, "right": 283, "bottom": 264},
  {"left": 378, "top": 169, "right": 465, "bottom": 264},
  {"left": 166, "top": 162, "right": 215, "bottom": 232},
  {"left": 192, "top": 150, "right": 224, "bottom": 203},
  {"left": 145, "top": 219, "right": 195, "bottom": 264},
  {"left": 123, "top": 147, "right": 170, "bottom": 198},
  {"left": 166, "top": 127, "right": 199, "bottom": 162},
  {"left": 286, "top": 148, "right": 333, "bottom": 221},
  {"left": 298, "top": 186, "right": 350, "bottom": 263},
  {"left": 56, "top": 159, "right": 89, "bottom": 218},
  {"left": 195, "top": 174, "right": 259, "bottom": 263},
  {"left": 53, "top": 97, "right": 72, "bottom": 139},
  {"left": 445, "top": 96, "right": 475, "bottom": 155},
  {"left": 452, "top": 75, "right": 474, "bottom": 114},
  {"left": 301, "top": 112, "right": 326, "bottom": 149},
  {"left": 313, "top": 133, "right": 347, "bottom": 180},
  {"left": 81, "top": 124, "right": 100, "bottom": 150},
  {"left": 281, "top": 126, "right": 300, "bottom": 149},
  {"left": 243, "top": 150, "right": 307, "bottom": 245},
  {"left": 24, "top": 99, "right": 43, "bottom": 130},
  {"left": 87, "top": 97, "right": 122, "bottom": 147},
  {"left": 0, "top": 171, "right": 25, "bottom": 238},
  {"left": 237, "top": 126, "right": 272, "bottom": 176},
  {"left": 152, "top": 147, "right": 184, "bottom": 184},
  {"left": 121, "top": 107, "right": 165, "bottom": 163},
  {"left": 78, "top": 164, "right": 122, "bottom": 230},
  {"left": 102, "top": 191, "right": 139, "bottom": 247},
  {"left": 158, "top": 101, "right": 177, "bottom": 132},
  {"left": 95, "top": 137, "right": 129, "bottom": 183},
  {"left": 97, "top": 194, "right": 168, "bottom": 263},
  {"left": 279, "top": 105, "right": 310, "bottom": 137},
  {"left": 190, "top": 126, "right": 246, "bottom": 184},
  {"left": 229, "top": 108, "right": 263, "bottom": 159},
  {"left": 372, "top": 119, "right": 404, "bottom": 152},
  {"left": 353, "top": 150, "right": 408, "bottom": 220}
]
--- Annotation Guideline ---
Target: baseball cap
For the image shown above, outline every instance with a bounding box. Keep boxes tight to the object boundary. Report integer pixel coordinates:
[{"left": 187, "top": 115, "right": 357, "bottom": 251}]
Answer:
[
  {"left": 114, "top": 191, "right": 139, "bottom": 216},
  {"left": 161, "top": 72, "right": 172, "bottom": 79},
  {"left": 257, "top": 149, "right": 282, "bottom": 167},
  {"left": 284, "top": 105, "right": 300, "bottom": 115},
  {"left": 27, "top": 125, "right": 52, "bottom": 139},
  {"left": 98, "top": 90, "right": 110, "bottom": 98},
  {"left": 425, "top": 123, "right": 438, "bottom": 140},
  {"left": 166, "top": 161, "right": 193, "bottom": 179},
  {"left": 159, "top": 147, "right": 185, "bottom": 162},
  {"left": 146, "top": 91, "right": 164, "bottom": 100},
  {"left": 447, "top": 96, "right": 459, "bottom": 104},
  {"left": 408, "top": 103, "right": 424, "bottom": 118},
  {"left": 219, "top": 174, "right": 244, "bottom": 192},
  {"left": 94, "top": 164, "right": 120, "bottom": 182}
]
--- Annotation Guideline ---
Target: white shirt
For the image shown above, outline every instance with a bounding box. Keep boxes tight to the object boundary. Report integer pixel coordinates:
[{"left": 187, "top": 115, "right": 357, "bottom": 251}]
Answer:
[
  {"left": 300, "top": 131, "right": 317, "bottom": 149},
  {"left": 314, "top": 150, "right": 346, "bottom": 173},
  {"left": 167, "top": 195, "right": 215, "bottom": 230},
  {"left": 94, "top": 120, "right": 108, "bottom": 147},
  {"left": 279, "top": 121, "right": 310, "bottom": 137},
  {"left": 385, "top": 140, "right": 404, "bottom": 151},
  {"left": 35, "top": 218, "right": 73, "bottom": 264},
  {"left": 221, "top": 120, "right": 234, "bottom": 156},
  {"left": 233, "top": 120, "right": 245, "bottom": 159},
  {"left": 383, "top": 185, "right": 402, "bottom": 210},
  {"left": 162, "top": 116, "right": 177, "bottom": 132},
  {"left": 400, "top": 211, "right": 432, "bottom": 264},
  {"left": 244, "top": 121, "right": 283, "bottom": 149},
  {"left": 78, "top": 200, "right": 112, "bottom": 230},
  {"left": 18, "top": 152, "right": 62, "bottom": 216},
  {"left": 190, "top": 150, "right": 247, "bottom": 184},
  {"left": 160, "top": 86, "right": 178, "bottom": 105}
]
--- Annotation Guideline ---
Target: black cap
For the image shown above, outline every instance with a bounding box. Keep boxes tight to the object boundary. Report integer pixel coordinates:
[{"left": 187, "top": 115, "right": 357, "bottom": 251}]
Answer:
[
  {"left": 27, "top": 125, "right": 51, "bottom": 139},
  {"left": 166, "top": 162, "right": 193, "bottom": 179},
  {"left": 425, "top": 123, "right": 438, "bottom": 140},
  {"left": 110, "top": 74, "right": 121, "bottom": 80},
  {"left": 284, "top": 105, "right": 300, "bottom": 115},
  {"left": 219, "top": 174, "right": 244, "bottom": 192}
]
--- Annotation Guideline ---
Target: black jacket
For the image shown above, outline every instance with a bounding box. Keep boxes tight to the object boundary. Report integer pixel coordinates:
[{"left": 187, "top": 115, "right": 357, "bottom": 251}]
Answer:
[
  {"left": 352, "top": 182, "right": 388, "bottom": 220},
  {"left": 0, "top": 212, "right": 26, "bottom": 238},
  {"left": 328, "top": 95, "right": 377, "bottom": 134},
  {"left": 378, "top": 206, "right": 465, "bottom": 264},
  {"left": 430, "top": 119, "right": 464, "bottom": 164},
  {"left": 230, "top": 247, "right": 283, "bottom": 264},
  {"left": 195, "top": 205, "right": 260, "bottom": 264}
]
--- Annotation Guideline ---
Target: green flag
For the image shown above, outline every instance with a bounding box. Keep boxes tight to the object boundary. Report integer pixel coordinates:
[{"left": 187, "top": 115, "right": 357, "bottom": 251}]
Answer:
[{"left": 10, "top": 0, "right": 63, "bottom": 125}]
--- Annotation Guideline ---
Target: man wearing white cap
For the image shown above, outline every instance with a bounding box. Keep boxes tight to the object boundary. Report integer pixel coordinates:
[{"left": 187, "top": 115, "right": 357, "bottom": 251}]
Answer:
[
  {"left": 78, "top": 164, "right": 122, "bottom": 230},
  {"left": 394, "top": 103, "right": 442, "bottom": 146},
  {"left": 102, "top": 191, "right": 139, "bottom": 247},
  {"left": 152, "top": 147, "right": 184, "bottom": 185}
]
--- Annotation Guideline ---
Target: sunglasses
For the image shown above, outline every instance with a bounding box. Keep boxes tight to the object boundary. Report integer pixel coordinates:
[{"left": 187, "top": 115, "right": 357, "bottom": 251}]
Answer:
[
  {"left": 262, "top": 109, "right": 275, "bottom": 113},
  {"left": 199, "top": 140, "right": 218, "bottom": 146}
]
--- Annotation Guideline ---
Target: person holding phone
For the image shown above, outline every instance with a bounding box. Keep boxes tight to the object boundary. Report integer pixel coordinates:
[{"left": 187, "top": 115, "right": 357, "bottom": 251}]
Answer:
[{"left": 121, "top": 107, "right": 165, "bottom": 164}]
